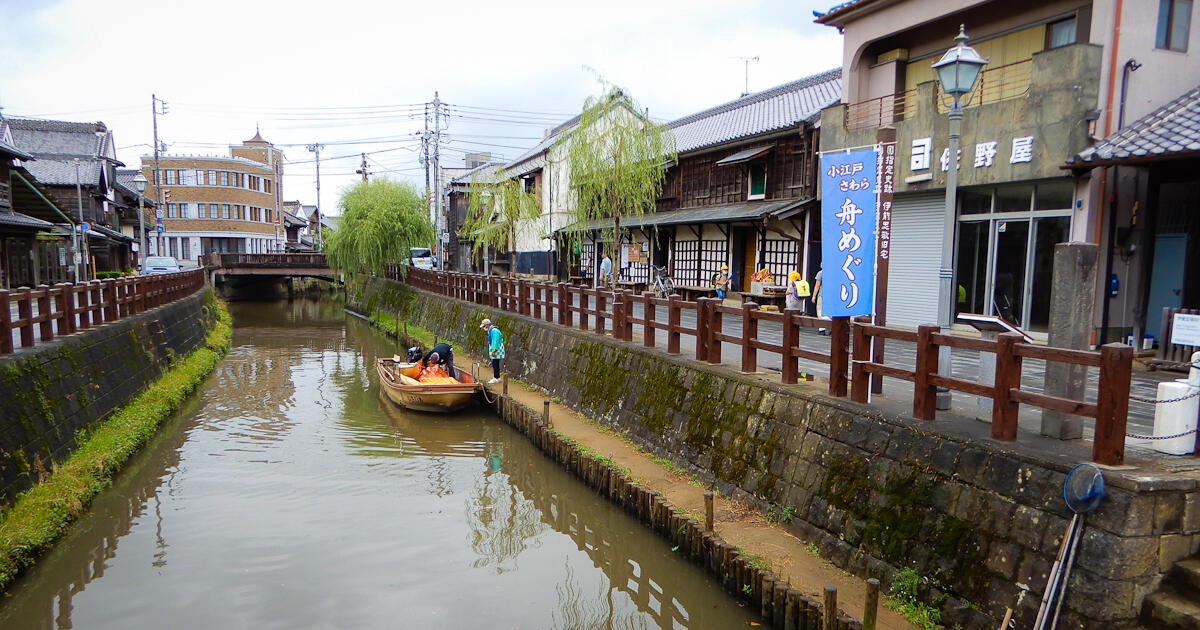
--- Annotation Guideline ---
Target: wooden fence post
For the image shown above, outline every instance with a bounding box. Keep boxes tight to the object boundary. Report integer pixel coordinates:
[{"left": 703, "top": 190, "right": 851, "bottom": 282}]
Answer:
[
  {"left": 621, "top": 291, "right": 634, "bottom": 342},
  {"left": 696, "top": 298, "right": 709, "bottom": 362},
  {"left": 913, "top": 324, "right": 939, "bottom": 420},
  {"left": 579, "top": 288, "right": 589, "bottom": 332},
  {"left": 708, "top": 298, "right": 723, "bottom": 365},
  {"left": 103, "top": 280, "right": 117, "bottom": 322},
  {"left": 0, "top": 290, "right": 12, "bottom": 354},
  {"left": 741, "top": 302, "right": 758, "bottom": 373},
  {"left": 823, "top": 585, "right": 837, "bottom": 630},
  {"left": 16, "top": 289, "right": 32, "bottom": 348},
  {"left": 991, "top": 332, "right": 1023, "bottom": 441},
  {"left": 611, "top": 291, "right": 625, "bottom": 340},
  {"left": 704, "top": 491, "right": 714, "bottom": 532},
  {"left": 61, "top": 284, "right": 77, "bottom": 334},
  {"left": 37, "top": 286, "right": 53, "bottom": 343},
  {"left": 667, "top": 294, "right": 681, "bottom": 354},
  {"left": 828, "top": 316, "right": 850, "bottom": 397},
  {"left": 644, "top": 297, "right": 656, "bottom": 348},
  {"left": 1094, "top": 342, "right": 1132, "bottom": 466},
  {"left": 557, "top": 283, "right": 570, "bottom": 326},
  {"left": 596, "top": 291, "right": 608, "bottom": 336},
  {"left": 781, "top": 309, "right": 799, "bottom": 385},
  {"left": 851, "top": 316, "right": 871, "bottom": 403},
  {"left": 863, "top": 578, "right": 879, "bottom": 630}
]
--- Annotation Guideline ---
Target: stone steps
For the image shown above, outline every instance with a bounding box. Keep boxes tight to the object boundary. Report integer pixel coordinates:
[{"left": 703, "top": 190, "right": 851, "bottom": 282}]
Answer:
[{"left": 1143, "top": 556, "right": 1200, "bottom": 630}]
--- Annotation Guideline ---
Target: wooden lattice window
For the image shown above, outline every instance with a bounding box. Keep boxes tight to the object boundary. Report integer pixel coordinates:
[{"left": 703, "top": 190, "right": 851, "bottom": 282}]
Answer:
[
  {"left": 619, "top": 241, "right": 649, "bottom": 283},
  {"left": 761, "top": 239, "right": 802, "bottom": 283},
  {"left": 699, "top": 239, "right": 727, "bottom": 284},
  {"left": 580, "top": 241, "right": 594, "bottom": 279},
  {"left": 671, "top": 239, "right": 700, "bottom": 286}
]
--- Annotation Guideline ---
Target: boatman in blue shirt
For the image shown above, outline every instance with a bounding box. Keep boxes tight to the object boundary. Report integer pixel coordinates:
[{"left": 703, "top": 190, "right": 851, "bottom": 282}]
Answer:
[{"left": 480, "top": 318, "right": 505, "bottom": 384}]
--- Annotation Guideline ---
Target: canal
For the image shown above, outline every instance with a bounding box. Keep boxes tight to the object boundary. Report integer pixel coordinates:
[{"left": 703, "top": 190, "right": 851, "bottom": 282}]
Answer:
[{"left": 0, "top": 300, "right": 760, "bottom": 629}]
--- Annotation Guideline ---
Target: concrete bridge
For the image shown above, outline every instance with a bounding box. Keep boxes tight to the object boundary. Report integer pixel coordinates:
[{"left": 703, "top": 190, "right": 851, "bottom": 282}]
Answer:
[{"left": 200, "top": 253, "right": 335, "bottom": 282}]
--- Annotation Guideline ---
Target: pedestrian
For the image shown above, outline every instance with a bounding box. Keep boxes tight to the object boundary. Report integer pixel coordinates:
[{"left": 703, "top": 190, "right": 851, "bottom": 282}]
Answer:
[
  {"left": 813, "top": 267, "right": 826, "bottom": 334},
  {"left": 713, "top": 264, "right": 731, "bottom": 300},
  {"left": 423, "top": 341, "right": 455, "bottom": 378},
  {"left": 480, "top": 318, "right": 505, "bottom": 384},
  {"left": 786, "top": 270, "right": 810, "bottom": 312},
  {"left": 598, "top": 253, "right": 613, "bottom": 289}
]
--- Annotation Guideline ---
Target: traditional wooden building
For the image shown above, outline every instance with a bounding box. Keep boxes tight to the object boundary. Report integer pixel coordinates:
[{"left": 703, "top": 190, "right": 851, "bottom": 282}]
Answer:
[
  {"left": 7, "top": 118, "right": 134, "bottom": 275},
  {"left": 0, "top": 125, "right": 57, "bottom": 289},
  {"left": 570, "top": 69, "right": 841, "bottom": 295}
]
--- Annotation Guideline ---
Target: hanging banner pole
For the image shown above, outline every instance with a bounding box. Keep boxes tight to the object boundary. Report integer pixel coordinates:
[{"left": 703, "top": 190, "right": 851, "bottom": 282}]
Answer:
[{"left": 873, "top": 128, "right": 897, "bottom": 395}]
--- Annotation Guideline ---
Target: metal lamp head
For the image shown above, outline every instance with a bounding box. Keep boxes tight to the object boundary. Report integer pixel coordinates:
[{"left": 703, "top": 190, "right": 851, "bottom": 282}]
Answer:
[
  {"left": 133, "top": 172, "right": 147, "bottom": 193},
  {"left": 932, "top": 25, "right": 988, "bottom": 97}
]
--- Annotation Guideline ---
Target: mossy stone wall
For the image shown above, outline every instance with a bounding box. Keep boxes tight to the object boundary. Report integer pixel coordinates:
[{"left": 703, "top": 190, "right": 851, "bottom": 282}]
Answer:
[
  {"left": 352, "top": 277, "right": 1200, "bottom": 630},
  {"left": 0, "top": 290, "right": 219, "bottom": 508}
]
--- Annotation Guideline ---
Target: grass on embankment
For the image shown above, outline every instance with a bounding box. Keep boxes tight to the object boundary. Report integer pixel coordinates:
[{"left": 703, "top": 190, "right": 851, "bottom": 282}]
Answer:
[
  {"left": 368, "top": 310, "right": 466, "bottom": 360},
  {"left": 0, "top": 299, "right": 233, "bottom": 592}
]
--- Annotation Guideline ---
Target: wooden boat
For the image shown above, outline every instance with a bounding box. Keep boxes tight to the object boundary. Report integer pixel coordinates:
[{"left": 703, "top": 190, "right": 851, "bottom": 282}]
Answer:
[{"left": 376, "top": 356, "right": 482, "bottom": 413}]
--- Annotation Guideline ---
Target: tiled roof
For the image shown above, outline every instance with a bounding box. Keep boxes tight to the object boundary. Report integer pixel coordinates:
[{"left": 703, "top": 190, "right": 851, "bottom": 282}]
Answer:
[
  {"left": 0, "top": 210, "right": 53, "bottom": 230},
  {"left": 21, "top": 158, "right": 101, "bottom": 186},
  {"left": 450, "top": 161, "right": 505, "bottom": 185},
  {"left": 813, "top": 0, "right": 883, "bottom": 24},
  {"left": 505, "top": 113, "right": 581, "bottom": 172},
  {"left": 7, "top": 118, "right": 107, "bottom": 158},
  {"left": 1068, "top": 84, "right": 1200, "bottom": 167},
  {"left": 667, "top": 69, "right": 841, "bottom": 154}
]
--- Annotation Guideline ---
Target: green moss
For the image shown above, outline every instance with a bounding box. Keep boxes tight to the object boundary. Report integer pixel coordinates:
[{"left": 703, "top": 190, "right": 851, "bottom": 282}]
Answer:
[
  {"left": 0, "top": 297, "right": 232, "bottom": 592},
  {"left": 10, "top": 450, "right": 29, "bottom": 475}
]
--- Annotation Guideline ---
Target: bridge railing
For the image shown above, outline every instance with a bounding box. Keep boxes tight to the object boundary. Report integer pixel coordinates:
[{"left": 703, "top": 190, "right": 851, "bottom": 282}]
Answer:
[
  {"left": 395, "top": 267, "right": 1136, "bottom": 466},
  {"left": 200, "top": 253, "right": 328, "bottom": 268},
  {"left": 1, "top": 269, "right": 207, "bottom": 356}
]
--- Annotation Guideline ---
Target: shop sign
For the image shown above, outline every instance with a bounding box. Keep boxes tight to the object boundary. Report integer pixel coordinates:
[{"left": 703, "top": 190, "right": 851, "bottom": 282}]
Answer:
[
  {"left": 909, "top": 135, "right": 1037, "bottom": 174},
  {"left": 1172, "top": 313, "right": 1200, "bottom": 347},
  {"left": 820, "top": 148, "right": 877, "bottom": 317}
]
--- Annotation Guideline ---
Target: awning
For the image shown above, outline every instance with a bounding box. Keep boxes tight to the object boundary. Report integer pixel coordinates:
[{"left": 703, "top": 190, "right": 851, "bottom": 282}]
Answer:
[
  {"left": 715, "top": 145, "right": 773, "bottom": 166},
  {"left": 559, "top": 198, "right": 810, "bottom": 232},
  {"left": 1065, "top": 84, "right": 1200, "bottom": 170},
  {"left": 0, "top": 210, "right": 53, "bottom": 231},
  {"left": 88, "top": 222, "right": 133, "bottom": 243}
]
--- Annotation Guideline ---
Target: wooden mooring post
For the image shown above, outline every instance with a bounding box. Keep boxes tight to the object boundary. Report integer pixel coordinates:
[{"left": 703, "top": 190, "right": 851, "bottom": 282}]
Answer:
[
  {"left": 543, "top": 399, "right": 551, "bottom": 427},
  {"left": 863, "top": 578, "right": 879, "bottom": 630},
  {"left": 824, "top": 585, "right": 837, "bottom": 630},
  {"left": 704, "top": 491, "right": 714, "bottom": 532}
]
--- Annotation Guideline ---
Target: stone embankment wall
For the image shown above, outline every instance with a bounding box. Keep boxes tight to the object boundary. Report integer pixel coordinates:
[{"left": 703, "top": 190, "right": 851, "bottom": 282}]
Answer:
[
  {"left": 0, "top": 290, "right": 220, "bottom": 506},
  {"left": 351, "top": 277, "right": 1199, "bottom": 630}
]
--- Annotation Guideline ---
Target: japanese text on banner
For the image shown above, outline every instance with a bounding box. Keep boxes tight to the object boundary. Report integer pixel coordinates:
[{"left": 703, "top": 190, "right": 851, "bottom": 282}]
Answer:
[{"left": 820, "top": 148, "right": 877, "bottom": 317}]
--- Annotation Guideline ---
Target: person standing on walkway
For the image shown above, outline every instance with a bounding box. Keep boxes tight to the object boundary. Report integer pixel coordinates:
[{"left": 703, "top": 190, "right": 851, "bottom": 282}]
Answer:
[
  {"left": 713, "top": 265, "right": 731, "bottom": 300},
  {"left": 481, "top": 318, "right": 505, "bottom": 384},
  {"left": 786, "top": 270, "right": 810, "bottom": 312},
  {"left": 598, "top": 253, "right": 613, "bottom": 289},
  {"left": 813, "top": 267, "right": 826, "bottom": 334}
]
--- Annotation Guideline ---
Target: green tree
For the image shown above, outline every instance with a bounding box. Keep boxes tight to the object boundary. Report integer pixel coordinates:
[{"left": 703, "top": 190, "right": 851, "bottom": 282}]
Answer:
[
  {"left": 324, "top": 179, "right": 432, "bottom": 277},
  {"left": 459, "top": 168, "right": 541, "bottom": 275},
  {"left": 560, "top": 85, "right": 676, "bottom": 254}
]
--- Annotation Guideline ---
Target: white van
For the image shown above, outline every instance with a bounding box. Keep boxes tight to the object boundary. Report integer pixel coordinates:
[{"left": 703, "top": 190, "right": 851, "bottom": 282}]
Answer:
[{"left": 409, "top": 247, "right": 437, "bottom": 269}]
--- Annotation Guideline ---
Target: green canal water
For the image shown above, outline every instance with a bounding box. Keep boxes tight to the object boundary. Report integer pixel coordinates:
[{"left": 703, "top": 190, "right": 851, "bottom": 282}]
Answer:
[{"left": 0, "top": 300, "right": 760, "bottom": 629}]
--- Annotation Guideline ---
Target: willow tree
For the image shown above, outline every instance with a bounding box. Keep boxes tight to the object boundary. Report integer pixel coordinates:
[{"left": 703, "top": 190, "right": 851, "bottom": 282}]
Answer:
[
  {"left": 324, "top": 178, "right": 432, "bottom": 279},
  {"left": 560, "top": 85, "right": 676, "bottom": 266},
  {"left": 459, "top": 168, "right": 541, "bottom": 275}
]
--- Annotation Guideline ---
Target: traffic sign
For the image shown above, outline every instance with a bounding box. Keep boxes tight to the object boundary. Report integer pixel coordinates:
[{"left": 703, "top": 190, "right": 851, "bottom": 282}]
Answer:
[
  {"left": 80, "top": 222, "right": 90, "bottom": 232},
  {"left": 156, "top": 225, "right": 164, "bottom": 233}
]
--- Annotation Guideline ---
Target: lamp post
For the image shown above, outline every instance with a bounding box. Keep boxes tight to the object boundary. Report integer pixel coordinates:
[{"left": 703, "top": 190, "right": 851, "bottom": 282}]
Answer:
[
  {"left": 932, "top": 25, "right": 988, "bottom": 409},
  {"left": 133, "top": 173, "right": 148, "bottom": 272},
  {"left": 73, "top": 158, "right": 88, "bottom": 282}
]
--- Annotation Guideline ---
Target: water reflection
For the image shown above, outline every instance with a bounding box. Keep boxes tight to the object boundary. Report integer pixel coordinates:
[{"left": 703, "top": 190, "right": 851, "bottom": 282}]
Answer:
[{"left": 0, "top": 300, "right": 757, "bottom": 629}]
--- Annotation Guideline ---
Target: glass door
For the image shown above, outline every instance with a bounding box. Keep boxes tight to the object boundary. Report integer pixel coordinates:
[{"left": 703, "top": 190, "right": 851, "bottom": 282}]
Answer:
[{"left": 992, "top": 219, "right": 1029, "bottom": 327}]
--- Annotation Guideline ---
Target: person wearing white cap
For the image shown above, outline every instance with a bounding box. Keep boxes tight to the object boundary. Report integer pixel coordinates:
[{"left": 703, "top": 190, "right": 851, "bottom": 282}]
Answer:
[{"left": 480, "top": 318, "right": 505, "bottom": 384}]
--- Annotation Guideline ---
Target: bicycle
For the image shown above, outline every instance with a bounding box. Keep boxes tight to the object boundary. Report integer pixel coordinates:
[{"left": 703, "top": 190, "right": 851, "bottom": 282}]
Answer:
[{"left": 650, "top": 265, "right": 676, "bottom": 297}]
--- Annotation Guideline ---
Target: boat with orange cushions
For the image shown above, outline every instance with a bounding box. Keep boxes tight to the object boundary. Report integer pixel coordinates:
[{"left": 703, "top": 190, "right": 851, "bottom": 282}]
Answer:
[{"left": 375, "top": 356, "right": 482, "bottom": 412}]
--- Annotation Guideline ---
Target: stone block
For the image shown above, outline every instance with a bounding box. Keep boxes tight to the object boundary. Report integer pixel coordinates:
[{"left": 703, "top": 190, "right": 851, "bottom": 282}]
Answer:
[
  {"left": 1088, "top": 489, "right": 1155, "bottom": 537},
  {"left": 985, "top": 540, "right": 1022, "bottom": 580},
  {"left": 1017, "top": 552, "right": 1053, "bottom": 594},
  {"left": 929, "top": 441, "right": 961, "bottom": 477},
  {"left": 1076, "top": 528, "right": 1158, "bottom": 580},
  {"left": 1155, "top": 492, "right": 1186, "bottom": 533},
  {"left": 1159, "top": 533, "right": 1192, "bottom": 572},
  {"left": 1065, "top": 568, "right": 1136, "bottom": 621},
  {"left": 1010, "top": 505, "right": 1048, "bottom": 551},
  {"left": 930, "top": 481, "right": 961, "bottom": 513},
  {"left": 1184, "top": 492, "right": 1200, "bottom": 534},
  {"left": 955, "top": 446, "right": 991, "bottom": 486}
]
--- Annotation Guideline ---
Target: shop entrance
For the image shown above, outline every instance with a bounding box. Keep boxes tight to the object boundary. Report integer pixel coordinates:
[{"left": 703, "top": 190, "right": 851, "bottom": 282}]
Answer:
[{"left": 954, "top": 183, "right": 1072, "bottom": 333}]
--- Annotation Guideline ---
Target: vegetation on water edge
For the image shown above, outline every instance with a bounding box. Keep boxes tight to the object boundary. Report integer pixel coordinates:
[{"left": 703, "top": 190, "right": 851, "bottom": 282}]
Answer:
[{"left": 0, "top": 299, "right": 232, "bottom": 592}]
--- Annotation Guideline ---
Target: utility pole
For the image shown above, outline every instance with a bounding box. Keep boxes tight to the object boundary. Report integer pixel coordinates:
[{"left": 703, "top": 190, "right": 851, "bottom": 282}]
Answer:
[
  {"left": 356, "top": 152, "right": 369, "bottom": 182},
  {"left": 151, "top": 94, "right": 166, "bottom": 256},
  {"left": 422, "top": 102, "right": 432, "bottom": 226},
  {"left": 307, "top": 143, "right": 324, "bottom": 248},
  {"left": 72, "top": 158, "right": 84, "bottom": 281},
  {"left": 432, "top": 92, "right": 442, "bottom": 243}
]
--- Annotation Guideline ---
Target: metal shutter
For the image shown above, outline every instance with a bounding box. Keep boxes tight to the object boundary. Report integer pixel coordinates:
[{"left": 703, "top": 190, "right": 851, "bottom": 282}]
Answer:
[{"left": 885, "top": 193, "right": 945, "bottom": 328}]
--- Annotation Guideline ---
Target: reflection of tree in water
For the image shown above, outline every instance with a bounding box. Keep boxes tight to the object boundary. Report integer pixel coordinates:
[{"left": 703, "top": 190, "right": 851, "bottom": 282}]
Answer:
[
  {"left": 552, "top": 561, "right": 652, "bottom": 630},
  {"left": 466, "top": 428, "right": 547, "bottom": 573}
]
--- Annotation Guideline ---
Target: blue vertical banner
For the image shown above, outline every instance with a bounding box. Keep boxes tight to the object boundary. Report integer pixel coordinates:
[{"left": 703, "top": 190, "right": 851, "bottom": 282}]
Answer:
[{"left": 820, "top": 148, "right": 878, "bottom": 317}]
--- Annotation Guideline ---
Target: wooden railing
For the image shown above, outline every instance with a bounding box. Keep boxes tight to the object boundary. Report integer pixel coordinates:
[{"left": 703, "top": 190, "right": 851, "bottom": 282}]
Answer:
[
  {"left": 200, "top": 253, "right": 328, "bottom": 269},
  {"left": 1, "top": 269, "right": 206, "bottom": 355},
  {"left": 397, "top": 268, "right": 1135, "bottom": 465}
]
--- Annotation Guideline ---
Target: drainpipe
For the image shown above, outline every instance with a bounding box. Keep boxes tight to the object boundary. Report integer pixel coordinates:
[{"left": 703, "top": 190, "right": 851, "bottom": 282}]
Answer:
[{"left": 1098, "top": 58, "right": 1141, "bottom": 344}]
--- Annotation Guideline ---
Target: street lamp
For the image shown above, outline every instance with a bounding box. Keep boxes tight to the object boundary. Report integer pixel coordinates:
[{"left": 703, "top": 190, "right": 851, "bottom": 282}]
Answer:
[
  {"left": 133, "top": 173, "right": 148, "bottom": 272},
  {"left": 932, "top": 25, "right": 987, "bottom": 409}
]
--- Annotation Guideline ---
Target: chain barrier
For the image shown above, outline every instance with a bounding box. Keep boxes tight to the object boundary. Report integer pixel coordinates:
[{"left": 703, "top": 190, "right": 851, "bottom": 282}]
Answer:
[
  {"left": 1126, "top": 427, "right": 1198, "bottom": 440},
  {"left": 1128, "top": 388, "right": 1200, "bottom": 405}
]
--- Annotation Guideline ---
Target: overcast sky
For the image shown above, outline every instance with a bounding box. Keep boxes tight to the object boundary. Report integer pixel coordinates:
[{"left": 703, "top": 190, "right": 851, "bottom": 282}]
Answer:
[{"left": 0, "top": 0, "right": 843, "bottom": 213}]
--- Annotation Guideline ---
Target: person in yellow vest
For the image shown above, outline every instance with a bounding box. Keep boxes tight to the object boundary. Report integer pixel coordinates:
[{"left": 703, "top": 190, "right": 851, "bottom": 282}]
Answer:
[{"left": 786, "top": 271, "right": 810, "bottom": 311}]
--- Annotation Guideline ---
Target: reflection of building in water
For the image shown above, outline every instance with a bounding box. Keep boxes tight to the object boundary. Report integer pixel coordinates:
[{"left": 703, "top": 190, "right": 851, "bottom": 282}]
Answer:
[{"left": 208, "top": 346, "right": 298, "bottom": 443}]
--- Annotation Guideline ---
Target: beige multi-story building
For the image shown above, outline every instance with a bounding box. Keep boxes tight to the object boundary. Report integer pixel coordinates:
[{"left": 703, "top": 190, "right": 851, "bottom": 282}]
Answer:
[{"left": 141, "top": 131, "right": 284, "bottom": 264}]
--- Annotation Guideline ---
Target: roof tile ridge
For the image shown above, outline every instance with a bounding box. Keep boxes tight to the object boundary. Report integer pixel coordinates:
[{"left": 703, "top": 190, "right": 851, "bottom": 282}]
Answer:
[{"left": 668, "top": 68, "right": 842, "bottom": 128}]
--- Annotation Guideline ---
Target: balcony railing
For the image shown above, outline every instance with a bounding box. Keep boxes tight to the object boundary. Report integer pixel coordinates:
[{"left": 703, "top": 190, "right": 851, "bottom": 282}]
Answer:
[{"left": 844, "top": 58, "right": 1034, "bottom": 131}]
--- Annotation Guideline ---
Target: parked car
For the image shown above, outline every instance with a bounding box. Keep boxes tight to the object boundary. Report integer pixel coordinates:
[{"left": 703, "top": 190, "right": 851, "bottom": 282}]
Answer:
[
  {"left": 143, "top": 256, "right": 181, "bottom": 275},
  {"left": 409, "top": 247, "right": 437, "bottom": 270}
]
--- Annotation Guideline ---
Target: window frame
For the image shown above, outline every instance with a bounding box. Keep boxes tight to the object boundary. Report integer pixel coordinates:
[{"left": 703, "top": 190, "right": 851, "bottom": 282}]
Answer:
[
  {"left": 747, "top": 161, "right": 767, "bottom": 200},
  {"left": 1157, "top": 0, "right": 1193, "bottom": 52}
]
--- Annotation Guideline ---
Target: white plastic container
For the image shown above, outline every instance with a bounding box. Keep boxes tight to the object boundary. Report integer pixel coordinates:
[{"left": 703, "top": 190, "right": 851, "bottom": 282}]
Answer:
[{"left": 1151, "top": 379, "right": 1200, "bottom": 455}]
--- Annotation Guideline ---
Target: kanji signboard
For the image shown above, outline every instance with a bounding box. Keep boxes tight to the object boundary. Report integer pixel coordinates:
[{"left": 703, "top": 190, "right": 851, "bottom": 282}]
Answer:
[{"left": 820, "top": 148, "right": 877, "bottom": 317}]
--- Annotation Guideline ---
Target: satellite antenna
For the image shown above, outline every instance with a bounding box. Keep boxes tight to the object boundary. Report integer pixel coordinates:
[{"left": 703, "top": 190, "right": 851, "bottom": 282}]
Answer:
[{"left": 733, "top": 56, "right": 760, "bottom": 97}]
